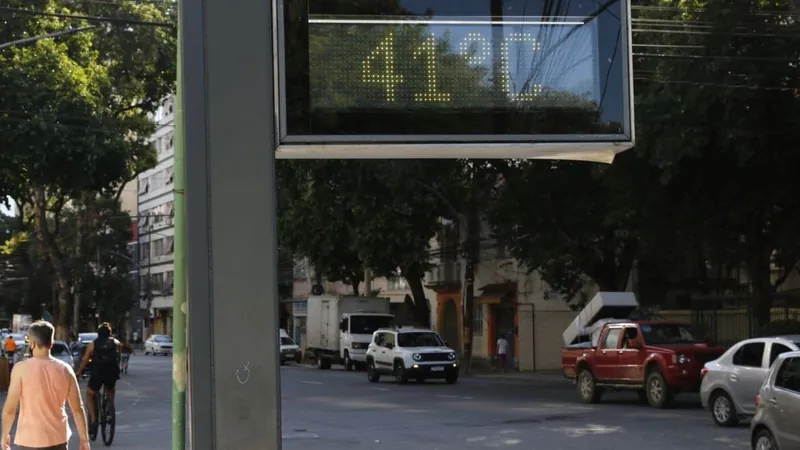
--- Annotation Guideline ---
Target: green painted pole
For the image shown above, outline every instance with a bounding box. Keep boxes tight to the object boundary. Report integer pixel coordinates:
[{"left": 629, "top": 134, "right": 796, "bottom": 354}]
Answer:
[{"left": 171, "top": 7, "right": 188, "bottom": 449}]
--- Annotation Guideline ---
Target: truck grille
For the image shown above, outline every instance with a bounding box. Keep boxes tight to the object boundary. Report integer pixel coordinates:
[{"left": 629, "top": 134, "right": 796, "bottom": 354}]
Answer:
[{"left": 419, "top": 353, "right": 452, "bottom": 362}]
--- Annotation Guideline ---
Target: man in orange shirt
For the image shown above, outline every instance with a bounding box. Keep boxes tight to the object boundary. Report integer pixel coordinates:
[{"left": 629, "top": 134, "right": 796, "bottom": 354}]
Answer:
[
  {"left": 4, "top": 336, "right": 15, "bottom": 364},
  {"left": 1, "top": 321, "right": 90, "bottom": 450}
]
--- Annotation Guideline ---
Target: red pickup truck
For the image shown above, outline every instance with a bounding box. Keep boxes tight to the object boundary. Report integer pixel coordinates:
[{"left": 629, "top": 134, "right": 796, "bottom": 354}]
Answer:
[{"left": 561, "top": 321, "right": 726, "bottom": 408}]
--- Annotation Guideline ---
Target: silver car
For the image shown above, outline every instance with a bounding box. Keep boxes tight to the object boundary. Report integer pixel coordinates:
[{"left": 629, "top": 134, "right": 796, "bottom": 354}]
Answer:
[
  {"left": 750, "top": 350, "right": 800, "bottom": 450},
  {"left": 701, "top": 336, "right": 800, "bottom": 426}
]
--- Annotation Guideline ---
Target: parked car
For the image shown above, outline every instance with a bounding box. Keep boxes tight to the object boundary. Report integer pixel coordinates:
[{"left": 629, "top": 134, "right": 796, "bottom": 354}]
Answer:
[
  {"left": 145, "top": 335, "right": 173, "bottom": 356},
  {"left": 750, "top": 350, "right": 800, "bottom": 450},
  {"left": 700, "top": 336, "right": 800, "bottom": 426},
  {"left": 279, "top": 329, "right": 302, "bottom": 365},
  {"left": 562, "top": 321, "right": 726, "bottom": 408}
]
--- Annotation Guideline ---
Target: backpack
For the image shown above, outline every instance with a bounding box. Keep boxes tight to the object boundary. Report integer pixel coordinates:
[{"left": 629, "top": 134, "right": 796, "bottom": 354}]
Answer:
[{"left": 93, "top": 338, "right": 118, "bottom": 366}]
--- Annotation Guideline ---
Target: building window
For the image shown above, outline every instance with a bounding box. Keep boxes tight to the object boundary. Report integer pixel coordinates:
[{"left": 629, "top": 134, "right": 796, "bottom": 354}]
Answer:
[
  {"left": 139, "top": 242, "right": 150, "bottom": 261},
  {"left": 151, "top": 239, "right": 164, "bottom": 259},
  {"left": 473, "top": 304, "right": 484, "bottom": 336}
]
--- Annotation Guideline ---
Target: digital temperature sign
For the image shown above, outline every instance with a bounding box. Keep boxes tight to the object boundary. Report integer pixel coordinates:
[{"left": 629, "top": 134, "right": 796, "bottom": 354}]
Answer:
[
  {"left": 308, "top": 17, "right": 600, "bottom": 110},
  {"left": 278, "top": 0, "right": 634, "bottom": 158}
]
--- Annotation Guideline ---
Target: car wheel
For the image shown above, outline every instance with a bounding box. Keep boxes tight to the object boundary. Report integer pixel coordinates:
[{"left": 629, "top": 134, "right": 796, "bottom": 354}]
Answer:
[
  {"left": 577, "top": 369, "right": 603, "bottom": 404},
  {"left": 394, "top": 362, "right": 408, "bottom": 384},
  {"left": 366, "top": 360, "right": 380, "bottom": 383},
  {"left": 711, "top": 390, "right": 739, "bottom": 427},
  {"left": 753, "top": 428, "right": 778, "bottom": 450},
  {"left": 344, "top": 352, "right": 354, "bottom": 371},
  {"left": 645, "top": 371, "right": 674, "bottom": 409}
]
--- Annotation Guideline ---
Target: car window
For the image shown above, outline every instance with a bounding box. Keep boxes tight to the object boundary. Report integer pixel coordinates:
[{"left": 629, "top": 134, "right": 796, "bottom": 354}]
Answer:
[
  {"left": 768, "top": 343, "right": 794, "bottom": 367},
  {"left": 280, "top": 337, "right": 294, "bottom": 346},
  {"left": 775, "top": 357, "right": 800, "bottom": 393},
  {"left": 383, "top": 333, "right": 395, "bottom": 348},
  {"left": 50, "top": 343, "right": 69, "bottom": 356},
  {"left": 154, "top": 336, "right": 172, "bottom": 343},
  {"left": 733, "top": 342, "right": 765, "bottom": 368},
  {"left": 397, "top": 332, "right": 444, "bottom": 348},
  {"left": 601, "top": 329, "right": 623, "bottom": 349}
]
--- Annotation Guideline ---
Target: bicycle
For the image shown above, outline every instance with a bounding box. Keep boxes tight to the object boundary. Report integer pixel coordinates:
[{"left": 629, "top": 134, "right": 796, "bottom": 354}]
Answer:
[{"left": 90, "top": 385, "right": 116, "bottom": 446}]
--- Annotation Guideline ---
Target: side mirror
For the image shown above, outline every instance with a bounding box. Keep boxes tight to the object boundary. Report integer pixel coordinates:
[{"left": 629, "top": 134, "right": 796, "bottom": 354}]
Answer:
[{"left": 627, "top": 339, "right": 642, "bottom": 350}]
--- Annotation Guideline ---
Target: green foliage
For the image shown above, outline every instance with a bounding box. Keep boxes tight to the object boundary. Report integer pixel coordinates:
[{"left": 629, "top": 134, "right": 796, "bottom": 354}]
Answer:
[
  {"left": 488, "top": 151, "right": 658, "bottom": 302},
  {"left": 633, "top": 0, "right": 800, "bottom": 324},
  {"left": 277, "top": 159, "right": 463, "bottom": 324},
  {"left": 0, "top": 0, "right": 174, "bottom": 336}
]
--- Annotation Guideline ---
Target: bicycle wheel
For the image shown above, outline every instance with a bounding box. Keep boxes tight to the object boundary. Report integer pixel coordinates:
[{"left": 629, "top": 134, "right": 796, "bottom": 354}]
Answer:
[{"left": 101, "top": 392, "right": 116, "bottom": 446}]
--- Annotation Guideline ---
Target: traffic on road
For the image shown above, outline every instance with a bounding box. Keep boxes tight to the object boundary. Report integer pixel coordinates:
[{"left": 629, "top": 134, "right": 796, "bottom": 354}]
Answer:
[{"left": 284, "top": 292, "right": 800, "bottom": 450}]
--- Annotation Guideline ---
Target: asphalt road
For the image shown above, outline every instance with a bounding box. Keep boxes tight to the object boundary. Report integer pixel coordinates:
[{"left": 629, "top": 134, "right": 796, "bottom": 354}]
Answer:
[
  {"left": 2, "top": 356, "right": 756, "bottom": 449},
  {"left": 280, "top": 364, "right": 755, "bottom": 450}
]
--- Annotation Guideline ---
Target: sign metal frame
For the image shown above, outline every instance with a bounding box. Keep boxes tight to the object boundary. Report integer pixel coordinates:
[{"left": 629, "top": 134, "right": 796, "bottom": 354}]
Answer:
[{"left": 274, "top": 0, "right": 635, "bottom": 162}]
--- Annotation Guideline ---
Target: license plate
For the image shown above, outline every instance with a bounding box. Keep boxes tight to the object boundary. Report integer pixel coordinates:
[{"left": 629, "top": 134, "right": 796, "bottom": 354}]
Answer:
[{"left": 431, "top": 367, "right": 444, "bottom": 372}]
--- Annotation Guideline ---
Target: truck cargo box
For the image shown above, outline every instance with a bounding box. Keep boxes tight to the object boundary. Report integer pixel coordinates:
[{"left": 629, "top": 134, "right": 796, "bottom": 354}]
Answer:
[{"left": 562, "top": 292, "right": 638, "bottom": 346}]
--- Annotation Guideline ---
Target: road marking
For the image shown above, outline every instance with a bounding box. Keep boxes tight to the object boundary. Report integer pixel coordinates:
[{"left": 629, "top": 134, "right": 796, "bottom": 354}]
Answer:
[
  {"left": 436, "top": 394, "right": 474, "bottom": 400},
  {"left": 300, "top": 380, "right": 323, "bottom": 385},
  {"left": 369, "top": 387, "right": 390, "bottom": 391},
  {"left": 284, "top": 433, "right": 319, "bottom": 440}
]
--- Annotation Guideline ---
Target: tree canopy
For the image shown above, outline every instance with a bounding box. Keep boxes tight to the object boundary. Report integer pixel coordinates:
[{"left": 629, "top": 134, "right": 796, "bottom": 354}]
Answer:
[{"left": 0, "top": 0, "right": 175, "bottom": 337}]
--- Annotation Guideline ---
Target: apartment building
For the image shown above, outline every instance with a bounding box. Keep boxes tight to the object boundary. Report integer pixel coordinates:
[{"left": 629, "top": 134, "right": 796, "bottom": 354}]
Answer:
[{"left": 137, "top": 96, "right": 177, "bottom": 337}]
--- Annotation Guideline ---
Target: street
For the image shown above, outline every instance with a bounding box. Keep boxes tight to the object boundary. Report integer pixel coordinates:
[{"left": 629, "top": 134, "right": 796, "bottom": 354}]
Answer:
[
  {"left": 5, "top": 356, "right": 753, "bottom": 449},
  {"left": 280, "top": 364, "right": 753, "bottom": 450}
]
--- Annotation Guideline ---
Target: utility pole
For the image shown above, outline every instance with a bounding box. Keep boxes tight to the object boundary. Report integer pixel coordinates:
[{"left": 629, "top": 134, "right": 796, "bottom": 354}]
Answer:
[
  {"left": 171, "top": 5, "right": 188, "bottom": 447},
  {"left": 462, "top": 164, "right": 480, "bottom": 374}
]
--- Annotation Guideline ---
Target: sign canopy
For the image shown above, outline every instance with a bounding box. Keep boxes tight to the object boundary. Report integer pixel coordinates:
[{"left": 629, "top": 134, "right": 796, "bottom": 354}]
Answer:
[{"left": 276, "top": 0, "right": 634, "bottom": 162}]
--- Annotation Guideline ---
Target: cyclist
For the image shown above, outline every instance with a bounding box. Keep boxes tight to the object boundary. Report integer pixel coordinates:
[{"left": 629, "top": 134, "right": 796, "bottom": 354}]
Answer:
[{"left": 76, "top": 322, "right": 121, "bottom": 435}]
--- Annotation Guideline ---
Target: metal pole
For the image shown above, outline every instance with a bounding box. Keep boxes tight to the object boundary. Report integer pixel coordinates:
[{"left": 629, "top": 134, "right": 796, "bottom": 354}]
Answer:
[
  {"left": 182, "top": 0, "right": 281, "bottom": 446},
  {"left": 171, "top": 5, "right": 188, "bottom": 446}
]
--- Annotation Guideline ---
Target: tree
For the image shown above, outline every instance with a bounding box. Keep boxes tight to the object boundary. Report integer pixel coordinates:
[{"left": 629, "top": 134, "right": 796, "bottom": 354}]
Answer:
[
  {"left": 634, "top": 0, "right": 800, "bottom": 325},
  {"left": 0, "top": 0, "right": 175, "bottom": 338},
  {"left": 277, "top": 160, "right": 464, "bottom": 326},
  {"left": 488, "top": 151, "right": 659, "bottom": 306}
]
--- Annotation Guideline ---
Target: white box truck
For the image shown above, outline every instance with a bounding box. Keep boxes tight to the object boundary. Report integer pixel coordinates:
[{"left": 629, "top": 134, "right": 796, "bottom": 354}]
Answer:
[{"left": 306, "top": 295, "right": 394, "bottom": 370}]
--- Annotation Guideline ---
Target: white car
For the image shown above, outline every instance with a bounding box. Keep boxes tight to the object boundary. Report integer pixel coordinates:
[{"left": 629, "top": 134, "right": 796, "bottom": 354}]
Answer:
[
  {"left": 50, "top": 341, "right": 73, "bottom": 366},
  {"left": 145, "top": 335, "right": 173, "bottom": 355},
  {"left": 365, "top": 327, "right": 459, "bottom": 384},
  {"left": 700, "top": 335, "right": 800, "bottom": 426}
]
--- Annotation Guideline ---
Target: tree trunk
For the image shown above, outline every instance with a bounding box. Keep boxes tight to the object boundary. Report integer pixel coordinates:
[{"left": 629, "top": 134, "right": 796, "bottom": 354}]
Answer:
[
  {"left": 403, "top": 262, "right": 430, "bottom": 328},
  {"left": 72, "top": 204, "right": 85, "bottom": 336},
  {"left": 351, "top": 279, "right": 361, "bottom": 296},
  {"left": 748, "top": 258, "right": 774, "bottom": 329},
  {"left": 32, "top": 188, "right": 70, "bottom": 340}
]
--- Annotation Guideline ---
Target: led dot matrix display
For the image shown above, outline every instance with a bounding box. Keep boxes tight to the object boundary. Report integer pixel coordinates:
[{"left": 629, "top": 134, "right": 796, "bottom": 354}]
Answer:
[{"left": 309, "top": 16, "right": 600, "bottom": 109}]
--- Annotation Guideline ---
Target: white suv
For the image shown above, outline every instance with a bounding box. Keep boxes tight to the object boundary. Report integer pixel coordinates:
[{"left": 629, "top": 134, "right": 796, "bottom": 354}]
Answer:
[{"left": 365, "top": 327, "right": 459, "bottom": 384}]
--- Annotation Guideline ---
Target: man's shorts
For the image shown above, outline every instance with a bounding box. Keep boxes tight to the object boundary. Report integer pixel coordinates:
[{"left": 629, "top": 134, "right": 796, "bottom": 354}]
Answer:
[
  {"left": 16, "top": 444, "right": 67, "bottom": 449},
  {"left": 87, "top": 373, "right": 117, "bottom": 392}
]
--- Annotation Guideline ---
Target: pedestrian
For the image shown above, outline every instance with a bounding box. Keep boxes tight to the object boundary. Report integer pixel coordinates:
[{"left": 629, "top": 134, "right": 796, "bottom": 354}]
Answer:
[
  {"left": 1, "top": 321, "right": 90, "bottom": 450},
  {"left": 496, "top": 334, "right": 509, "bottom": 374},
  {"left": 4, "top": 336, "right": 16, "bottom": 369}
]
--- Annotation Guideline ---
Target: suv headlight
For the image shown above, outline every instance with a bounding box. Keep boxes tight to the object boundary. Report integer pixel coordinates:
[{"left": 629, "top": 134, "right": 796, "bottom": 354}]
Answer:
[
  {"left": 447, "top": 352, "right": 456, "bottom": 361},
  {"left": 677, "top": 354, "right": 690, "bottom": 364},
  {"left": 412, "top": 353, "right": 422, "bottom": 361}
]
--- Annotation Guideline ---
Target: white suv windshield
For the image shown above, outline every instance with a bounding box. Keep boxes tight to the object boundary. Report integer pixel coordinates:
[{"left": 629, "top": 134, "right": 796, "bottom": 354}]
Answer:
[{"left": 397, "top": 332, "right": 444, "bottom": 348}]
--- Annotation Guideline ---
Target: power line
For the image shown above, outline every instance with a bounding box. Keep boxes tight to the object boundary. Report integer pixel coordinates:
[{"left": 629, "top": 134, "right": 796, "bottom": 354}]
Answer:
[{"left": 0, "top": 6, "right": 174, "bottom": 27}]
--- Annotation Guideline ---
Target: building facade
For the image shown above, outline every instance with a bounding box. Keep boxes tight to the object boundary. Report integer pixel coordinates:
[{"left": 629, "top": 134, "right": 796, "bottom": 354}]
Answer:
[{"left": 137, "top": 96, "right": 177, "bottom": 338}]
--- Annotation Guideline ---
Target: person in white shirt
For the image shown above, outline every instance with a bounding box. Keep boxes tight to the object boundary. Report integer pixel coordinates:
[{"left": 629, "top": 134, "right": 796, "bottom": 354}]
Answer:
[{"left": 496, "top": 335, "right": 509, "bottom": 373}]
